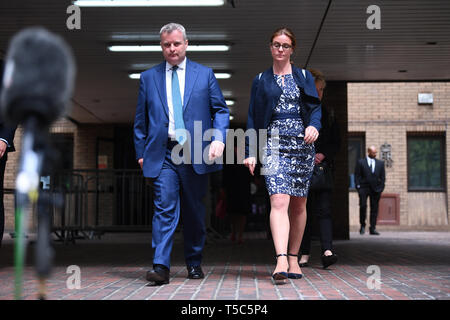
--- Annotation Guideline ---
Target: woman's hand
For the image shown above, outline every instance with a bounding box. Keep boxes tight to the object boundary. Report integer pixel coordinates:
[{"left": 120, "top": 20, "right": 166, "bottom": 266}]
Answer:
[
  {"left": 304, "top": 126, "right": 319, "bottom": 144},
  {"left": 243, "top": 157, "right": 256, "bottom": 176}
]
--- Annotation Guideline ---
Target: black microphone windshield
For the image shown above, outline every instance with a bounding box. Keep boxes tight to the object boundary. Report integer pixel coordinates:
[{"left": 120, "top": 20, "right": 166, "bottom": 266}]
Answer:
[{"left": 0, "top": 27, "right": 76, "bottom": 126}]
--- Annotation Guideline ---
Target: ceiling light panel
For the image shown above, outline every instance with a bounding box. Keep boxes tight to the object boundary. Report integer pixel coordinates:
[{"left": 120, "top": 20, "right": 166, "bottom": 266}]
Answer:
[
  {"left": 129, "top": 72, "right": 231, "bottom": 79},
  {"left": 109, "top": 45, "right": 230, "bottom": 52},
  {"left": 74, "top": 0, "right": 225, "bottom": 7}
]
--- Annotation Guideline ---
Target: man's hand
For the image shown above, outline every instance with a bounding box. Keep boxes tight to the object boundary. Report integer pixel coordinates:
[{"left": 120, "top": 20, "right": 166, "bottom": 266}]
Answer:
[
  {"left": 315, "top": 153, "right": 325, "bottom": 164},
  {"left": 208, "top": 141, "right": 225, "bottom": 161},
  {"left": 0, "top": 141, "right": 7, "bottom": 159},
  {"left": 243, "top": 157, "right": 256, "bottom": 176},
  {"left": 304, "top": 126, "right": 319, "bottom": 144},
  {"left": 138, "top": 158, "right": 143, "bottom": 170}
]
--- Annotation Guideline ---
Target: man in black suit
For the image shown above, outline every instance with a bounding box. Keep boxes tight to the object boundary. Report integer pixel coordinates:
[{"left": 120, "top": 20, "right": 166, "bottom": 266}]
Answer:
[
  {"left": 0, "top": 59, "right": 17, "bottom": 247},
  {"left": 354, "top": 145, "right": 385, "bottom": 235}
]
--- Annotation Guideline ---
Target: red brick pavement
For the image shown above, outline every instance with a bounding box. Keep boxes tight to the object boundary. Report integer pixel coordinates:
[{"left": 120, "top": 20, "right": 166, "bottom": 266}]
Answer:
[{"left": 0, "top": 231, "right": 449, "bottom": 301}]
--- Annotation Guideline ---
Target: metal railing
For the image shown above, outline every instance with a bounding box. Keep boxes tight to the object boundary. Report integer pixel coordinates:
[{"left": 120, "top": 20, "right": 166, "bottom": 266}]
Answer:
[
  {"left": 45, "top": 170, "right": 153, "bottom": 243},
  {"left": 44, "top": 169, "right": 228, "bottom": 243}
]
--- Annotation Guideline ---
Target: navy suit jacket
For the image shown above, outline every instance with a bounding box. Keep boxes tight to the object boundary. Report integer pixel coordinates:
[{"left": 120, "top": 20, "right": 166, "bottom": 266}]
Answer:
[
  {"left": 133, "top": 58, "right": 229, "bottom": 178},
  {"left": 245, "top": 65, "right": 322, "bottom": 158}
]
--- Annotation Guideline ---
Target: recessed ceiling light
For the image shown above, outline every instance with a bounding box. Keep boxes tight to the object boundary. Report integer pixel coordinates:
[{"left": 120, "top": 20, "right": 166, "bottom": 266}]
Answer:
[
  {"left": 131, "top": 63, "right": 155, "bottom": 69},
  {"left": 110, "top": 33, "right": 228, "bottom": 41},
  {"left": 229, "top": 115, "right": 234, "bottom": 121},
  {"left": 109, "top": 45, "right": 160, "bottom": 52},
  {"left": 108, "top": 45, "right": 230, "bottom": 52},
  {"left": 214, "top": 73, "right": 232, "bottom": 79},
  {"left": 129, "top": 73, "right": 141, "bottom": 79},
  {"left": 225, "top": 100, "right": 235, "bottom": 106},
  {"left": 221, "top": 90, "right": 233, "bottom": 98},
  {"left": 185, "top": 45, "right": 230, "bottom": 52},
  {"left": 74, "top": 0, "right": 225, "bottom": 7}
]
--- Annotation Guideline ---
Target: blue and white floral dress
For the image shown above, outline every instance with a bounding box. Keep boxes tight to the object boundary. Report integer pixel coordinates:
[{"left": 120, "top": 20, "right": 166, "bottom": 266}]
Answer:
[{"left": 263, "top": 74, "right": 315, "bottom": 197}]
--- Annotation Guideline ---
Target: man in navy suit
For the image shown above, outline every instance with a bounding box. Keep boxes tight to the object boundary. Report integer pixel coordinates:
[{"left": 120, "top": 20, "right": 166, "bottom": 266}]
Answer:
[
  {"left": 354, "top": 146, "right": 385, "bottom": 235},
  {"left": 0, "top": 60, "right": 17, "bottom": 248},
  {"left": 133, "top": 23, "right": 229, "bottom": 285}
]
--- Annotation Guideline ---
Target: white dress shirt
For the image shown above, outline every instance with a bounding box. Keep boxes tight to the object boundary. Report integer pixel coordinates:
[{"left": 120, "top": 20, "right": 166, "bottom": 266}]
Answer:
[
  {"left": 367, "top": 157, "right": 375, "bottom": 173},
  {"left": 166, "top": 57, "right": 186, "bottom": 139}
]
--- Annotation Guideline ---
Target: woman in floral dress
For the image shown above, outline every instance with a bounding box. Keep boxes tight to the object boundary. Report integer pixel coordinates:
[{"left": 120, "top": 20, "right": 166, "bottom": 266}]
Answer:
[{"left": 244, "top": 27, "right": 322, "bottom": 284}]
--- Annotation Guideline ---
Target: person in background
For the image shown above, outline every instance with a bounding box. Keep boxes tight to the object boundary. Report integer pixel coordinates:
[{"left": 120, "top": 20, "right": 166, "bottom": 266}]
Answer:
[
  {"left": 299, "top": 69, "right": 341, "bottom": 269},
  {"left": 355, "top": 146, "right": 385, "bottom": 235},
  {"left": 223, "top": 145, "right": 251, "bottom": 245}
]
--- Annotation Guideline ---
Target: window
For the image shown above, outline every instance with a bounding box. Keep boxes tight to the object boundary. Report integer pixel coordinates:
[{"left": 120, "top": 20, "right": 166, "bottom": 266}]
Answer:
[
  {"left": 348, "top": 134, "right": 365, "bottom": 189},
  {"left": 407, "top": 134, "right": 445, "bottom": 191}
]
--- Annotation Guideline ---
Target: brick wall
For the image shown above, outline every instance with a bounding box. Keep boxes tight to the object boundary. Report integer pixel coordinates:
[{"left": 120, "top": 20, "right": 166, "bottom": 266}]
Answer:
[
  {"left": 3, "top": 118, "right": 115, "bottom": 233},
  {"left": 348, "top": 82, "right": 450, "bottom": 227},
  {"left": 3, "top": 118, "right": 78, "bottom": 232}
]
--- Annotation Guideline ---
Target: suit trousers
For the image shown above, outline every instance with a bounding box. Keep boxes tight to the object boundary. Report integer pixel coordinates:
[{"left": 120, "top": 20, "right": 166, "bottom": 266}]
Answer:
[
  {"left": 0, "top": 153, "right": 7, "bottom": 245},
  {"left": 151, "top": 141, "right": 208, "bottom": 269},
  {"left": 358, "top": 187, "right": 381, "bottom": 229},
  {"left": 301, "top": 189, "right": 333, "bottom": 255}
]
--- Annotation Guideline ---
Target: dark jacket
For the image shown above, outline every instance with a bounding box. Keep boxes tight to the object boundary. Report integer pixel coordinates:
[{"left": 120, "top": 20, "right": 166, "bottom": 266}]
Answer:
[
  {"left": 314, "top": 104, "right": 341, "bottom": 166},
  {"left": 245, "top": 65, "right": 321, "bottom": 158},
  {"left": 354, "top": 158, "right": 386, "bottom": 193},
  {"left": 0, "top": 60, "right": 16, "bottom": 152},
  {"left": 0, "top": 123, "right": 16, "bottom": 153}
]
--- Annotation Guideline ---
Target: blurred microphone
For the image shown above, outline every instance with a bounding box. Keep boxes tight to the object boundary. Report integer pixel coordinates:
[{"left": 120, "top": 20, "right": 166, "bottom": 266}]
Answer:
[{"left": 0, "top": 27, "right": 76, "bottom": 127}]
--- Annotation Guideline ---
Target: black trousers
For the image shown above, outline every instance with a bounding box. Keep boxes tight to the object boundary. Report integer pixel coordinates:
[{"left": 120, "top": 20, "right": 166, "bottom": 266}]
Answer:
[
  {"left": 0, "top": 153, "right": 7, "bottom": 245},
  {"left": 358, "top": 187, "right": 381, "bottom": 229},
  {"left": 301, "top": 189, "right": 333, "bottom": 255}
]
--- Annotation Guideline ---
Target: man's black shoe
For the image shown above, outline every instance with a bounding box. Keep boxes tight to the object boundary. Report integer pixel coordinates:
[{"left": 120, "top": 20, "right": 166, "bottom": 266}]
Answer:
[
  {"left": 359, "top": 226, "right": 365, "bottom": 235},
  {"left": 146, "top": 264, "right": 170, "bottom": 285},
  {"left": 369, "top": 229, "right": 380, "bottom": 235},
  {"left": 187, "top": 265, "right": 204, "bottom": 279}
]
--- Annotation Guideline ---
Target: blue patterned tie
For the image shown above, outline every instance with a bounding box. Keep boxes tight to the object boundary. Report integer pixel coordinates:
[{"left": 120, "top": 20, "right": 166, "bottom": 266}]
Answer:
[{"left": 171, "top": 65, "right": 186, "bottom": 145}]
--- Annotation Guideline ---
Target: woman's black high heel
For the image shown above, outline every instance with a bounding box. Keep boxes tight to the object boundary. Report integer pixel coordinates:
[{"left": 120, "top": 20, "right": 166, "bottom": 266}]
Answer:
[
  {"left": 272, "top": 254, "right": 288, "bottom": 283},
  {"left": 299, "top": 254, "right": 309, "bottom": 267},
  {"left": 287, "top": 253, "right": 303, "bottom": 279},
  {"left": 321, "top": 253, "right": 338, "bottom": 269}
]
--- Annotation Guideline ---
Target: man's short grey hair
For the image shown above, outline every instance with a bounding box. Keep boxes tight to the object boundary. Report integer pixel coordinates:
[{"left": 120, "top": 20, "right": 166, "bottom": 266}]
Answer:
[{"left": 160, "top": 23, "right": 188, "bottom": 40}]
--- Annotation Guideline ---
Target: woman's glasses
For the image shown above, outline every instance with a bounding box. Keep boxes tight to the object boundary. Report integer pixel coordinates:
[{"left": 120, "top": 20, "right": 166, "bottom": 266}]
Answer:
[{"left": 271, "top": 42, "right": 292, "bottom": 50}]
